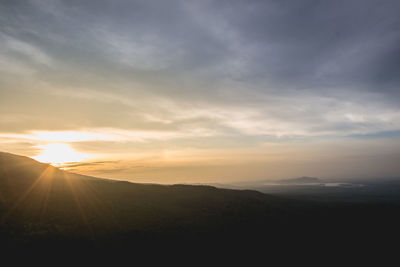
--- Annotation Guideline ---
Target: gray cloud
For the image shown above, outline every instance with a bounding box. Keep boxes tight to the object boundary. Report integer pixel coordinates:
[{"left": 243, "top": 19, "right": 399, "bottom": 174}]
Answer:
[{"left": 1, "top": 0, "right": 400, "bottom": 137}]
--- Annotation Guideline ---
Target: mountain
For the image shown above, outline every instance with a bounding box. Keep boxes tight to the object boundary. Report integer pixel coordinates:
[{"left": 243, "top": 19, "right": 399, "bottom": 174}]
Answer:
[
  {"left": 280, "top": 176, "right": 322, "bottom": 184},
  {"left": 1, "top": 151, "right": 400, "bottom": 253},
  {"left": 0, "top": 151, "right": 291, "bottom": 249}
]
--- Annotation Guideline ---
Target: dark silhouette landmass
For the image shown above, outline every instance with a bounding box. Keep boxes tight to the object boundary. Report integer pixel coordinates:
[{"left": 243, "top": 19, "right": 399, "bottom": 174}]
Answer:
[
  {"left": 1, "top": 151, "right": 399, "bottom": 254},
  {"left": 280, "top": 176, "right": 322, "bottom": 184}
]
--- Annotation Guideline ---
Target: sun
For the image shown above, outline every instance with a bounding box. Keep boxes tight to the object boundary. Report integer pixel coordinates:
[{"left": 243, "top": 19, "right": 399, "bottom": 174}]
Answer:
[{"left": 33, "top": 143, "right": 91, "bottom": 166}]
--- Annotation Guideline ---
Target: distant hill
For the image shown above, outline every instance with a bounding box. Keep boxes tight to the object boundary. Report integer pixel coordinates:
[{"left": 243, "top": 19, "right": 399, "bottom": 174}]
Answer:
[
  {"left": 0, "top": 151, "right": 400, "bottom": 252},
  {"left": 280, "top": 176, "right": 322, "bottom": 184}
]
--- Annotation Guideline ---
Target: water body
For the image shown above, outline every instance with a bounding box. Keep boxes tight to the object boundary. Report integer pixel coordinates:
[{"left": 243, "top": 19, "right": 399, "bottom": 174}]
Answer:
[{"left": 262, "top": 182, "right": 365, "bottom": 187}]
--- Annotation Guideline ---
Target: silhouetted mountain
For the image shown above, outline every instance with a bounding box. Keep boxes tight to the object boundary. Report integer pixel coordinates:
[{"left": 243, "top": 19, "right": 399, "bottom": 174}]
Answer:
[
  {"left": 0, "top": 152, "right": 291, "bottom": 249},
  {"left": 280, "top": 176, "right": 322, "bottom": 184},
  {"left": 1, "top": 151, "right": 400, "bottom": 254}
]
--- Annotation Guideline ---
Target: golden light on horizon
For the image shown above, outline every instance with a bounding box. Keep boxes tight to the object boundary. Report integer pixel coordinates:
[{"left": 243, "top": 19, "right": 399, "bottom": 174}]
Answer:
[{"left": 33, "top": 143, "right": 92, "bottom": 166}]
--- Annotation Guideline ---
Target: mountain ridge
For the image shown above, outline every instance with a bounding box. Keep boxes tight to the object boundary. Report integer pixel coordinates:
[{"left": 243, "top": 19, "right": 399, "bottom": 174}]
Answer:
[
  {"left": 280, "top": 176, "right": 322, "bottom": 184},
  {"left": 1, "top": 151, "right": 400, "bottom": 252}
]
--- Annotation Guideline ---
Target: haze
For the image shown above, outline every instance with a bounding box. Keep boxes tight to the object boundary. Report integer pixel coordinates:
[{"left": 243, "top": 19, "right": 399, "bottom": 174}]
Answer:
[{"left": 1, "top": 0, "right": 400, "bottom": 184}]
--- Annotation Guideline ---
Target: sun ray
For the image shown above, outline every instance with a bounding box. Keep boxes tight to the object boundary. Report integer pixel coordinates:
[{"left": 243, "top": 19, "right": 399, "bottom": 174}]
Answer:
[
  {"left": 38, "top": 168, "right": 56, "bottom": 221},
  {"left": 62, "top": 171, "right": 94, "bottom": 239},
  {"left": 1, "top": 165, "right": 56, "bottom": 220},
  {"left": 61, "top": 172, "right": 120, "bottom": 235}
]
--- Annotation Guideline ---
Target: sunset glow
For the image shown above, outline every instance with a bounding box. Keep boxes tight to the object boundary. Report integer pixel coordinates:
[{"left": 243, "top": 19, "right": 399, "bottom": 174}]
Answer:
[{"left": 33, "top": 143, "right": 92, "bottom": 166}]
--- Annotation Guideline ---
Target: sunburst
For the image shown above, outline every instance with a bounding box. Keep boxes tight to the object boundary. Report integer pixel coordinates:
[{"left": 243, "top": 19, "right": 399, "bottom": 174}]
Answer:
[{"left": 33, "top": 143, "right": 91, "bottom": 166}]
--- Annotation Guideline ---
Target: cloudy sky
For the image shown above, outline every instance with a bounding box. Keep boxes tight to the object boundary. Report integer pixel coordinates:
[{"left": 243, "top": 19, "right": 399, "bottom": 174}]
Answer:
[{"left": 1, "top": 0, "right": 400, "bottom": 183}]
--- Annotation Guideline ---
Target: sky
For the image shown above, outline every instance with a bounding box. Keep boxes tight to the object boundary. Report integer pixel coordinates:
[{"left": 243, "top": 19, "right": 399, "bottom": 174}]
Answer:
[{"left": 1, "top": 0, "right": 400, "bottom": 184}]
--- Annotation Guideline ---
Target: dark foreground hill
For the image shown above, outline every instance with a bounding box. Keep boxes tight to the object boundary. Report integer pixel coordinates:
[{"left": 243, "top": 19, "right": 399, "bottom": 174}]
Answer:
[{"left": 0, "top": 152, "right": 399, "bottom": 254}]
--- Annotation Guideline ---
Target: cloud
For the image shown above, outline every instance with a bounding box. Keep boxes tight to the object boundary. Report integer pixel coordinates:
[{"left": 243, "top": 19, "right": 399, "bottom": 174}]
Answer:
[
  {"left": 1, "top": 0, "right": 400, "bottom": 181},
  {"left": 1, "top": 1, "right": 398, "bottom": 124},
  {"left": 61, "top": 160, "right": 120, "bottom": 168}
]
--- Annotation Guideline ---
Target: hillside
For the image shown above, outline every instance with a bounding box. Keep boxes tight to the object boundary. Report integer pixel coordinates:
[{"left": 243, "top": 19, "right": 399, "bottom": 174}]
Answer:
[
  {"left": 0, "top": 152, "right": 292, "bottom": 248},
  {"left": 1, "top": 151, "right": 400, "bottom": 252}
]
